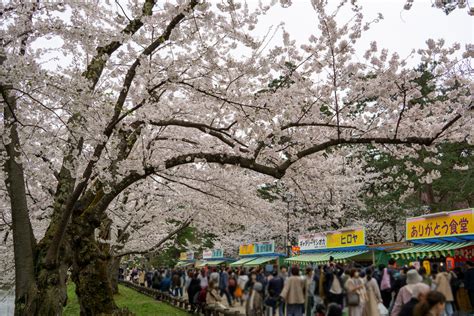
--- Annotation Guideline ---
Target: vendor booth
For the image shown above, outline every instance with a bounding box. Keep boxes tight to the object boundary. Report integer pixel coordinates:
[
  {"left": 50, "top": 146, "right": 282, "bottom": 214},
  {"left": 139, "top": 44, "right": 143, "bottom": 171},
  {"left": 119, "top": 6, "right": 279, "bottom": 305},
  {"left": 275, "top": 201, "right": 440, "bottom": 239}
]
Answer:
[
  {"left": 390, "top": 208, "right": 474, "bottom": 269},
  {"left": 285, "top": 227, "right": 373, "bottom": 266},
  {"left": 230, "top": 241, "right": 285, "bottom": 269},
  {"left": 195, "top": 249, "right": 234, "bottom": 268},
  {"left": 175, "top": 251, "right": 195, "bottom": 268}
]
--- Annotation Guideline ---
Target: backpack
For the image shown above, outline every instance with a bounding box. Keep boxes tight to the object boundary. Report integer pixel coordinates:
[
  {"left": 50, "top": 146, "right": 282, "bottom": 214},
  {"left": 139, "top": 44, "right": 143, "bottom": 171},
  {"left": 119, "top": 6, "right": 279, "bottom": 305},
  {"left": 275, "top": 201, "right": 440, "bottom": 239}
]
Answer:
[
  {"left": 229, "top": 277, "right": 236, "bottom": 287},
  {"left": 380, "top": 268, "right": 392, "bottom": 291}
]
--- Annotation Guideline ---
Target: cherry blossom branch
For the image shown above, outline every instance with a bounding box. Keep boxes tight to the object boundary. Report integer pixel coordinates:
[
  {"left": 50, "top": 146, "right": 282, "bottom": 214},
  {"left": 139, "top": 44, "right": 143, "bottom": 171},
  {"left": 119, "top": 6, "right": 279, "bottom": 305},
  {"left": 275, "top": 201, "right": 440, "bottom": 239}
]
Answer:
[
  {"left": 82, "top": 0, "right": 158, "bottom": 88},
  {"left": 115, "top": 217, "right": 193, "bottom": 258}
]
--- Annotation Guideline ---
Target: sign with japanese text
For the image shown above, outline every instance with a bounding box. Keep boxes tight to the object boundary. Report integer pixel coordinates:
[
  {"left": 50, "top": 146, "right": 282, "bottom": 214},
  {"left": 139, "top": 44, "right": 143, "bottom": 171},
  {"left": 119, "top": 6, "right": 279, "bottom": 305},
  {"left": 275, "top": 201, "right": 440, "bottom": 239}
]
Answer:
[
  {"left": 203, "top": 249, "right": 224, "bottom": 259},
  {"left": 239, "top": 241, "right": 275, "bottom": 256},
  {"left": 179, "top": 251, "right": 194, "bottom": 261},
  {"left": 453, "top": 245, "right": 474, "bottom": 261},
  {"left": 326, "top": 227, "right": 365, "bottom": 249},
  {"left": 406, "top": 209, "right": 474, "bottom": 241},
  {"left": 298, "top": 233, "right": 327, "bottom": 251}
]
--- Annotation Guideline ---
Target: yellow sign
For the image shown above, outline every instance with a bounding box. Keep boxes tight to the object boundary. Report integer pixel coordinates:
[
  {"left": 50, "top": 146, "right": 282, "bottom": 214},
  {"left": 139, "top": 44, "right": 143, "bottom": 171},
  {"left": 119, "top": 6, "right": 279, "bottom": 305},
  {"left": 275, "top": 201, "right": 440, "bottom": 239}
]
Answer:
[
  {"left": 179, "top": 252, "right": 187, "bottom": 260},
  {"left": 326, "top": 227, "right": 365, "bottom": 248},
  {"left": 406, "top": 209, "right": 474, "bottom": 241},
  {"left": 239, "top": 244, "right": 255, "bottom": 256}
]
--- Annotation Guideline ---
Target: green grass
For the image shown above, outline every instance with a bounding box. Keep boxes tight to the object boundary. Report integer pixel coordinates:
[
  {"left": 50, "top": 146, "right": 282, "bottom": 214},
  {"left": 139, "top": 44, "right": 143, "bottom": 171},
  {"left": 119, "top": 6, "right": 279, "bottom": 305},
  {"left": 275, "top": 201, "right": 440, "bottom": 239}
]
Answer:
[{"left": 63, "top": 283, "right": 189, "bottom": 316}]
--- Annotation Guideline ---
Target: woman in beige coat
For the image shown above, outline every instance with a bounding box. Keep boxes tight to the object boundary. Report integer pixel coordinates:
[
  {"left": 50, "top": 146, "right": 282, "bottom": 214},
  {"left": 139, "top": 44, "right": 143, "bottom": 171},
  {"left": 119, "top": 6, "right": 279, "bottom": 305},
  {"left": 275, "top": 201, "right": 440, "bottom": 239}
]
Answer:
[
  {"left": 345, "top": 269, "right": 367, "bottom": 316},
  {"left": 433, "top": 268, "right": 454, "bottom": 316},
  {"left": 364, "top": 269, "right": 382, "bottom": 316}
]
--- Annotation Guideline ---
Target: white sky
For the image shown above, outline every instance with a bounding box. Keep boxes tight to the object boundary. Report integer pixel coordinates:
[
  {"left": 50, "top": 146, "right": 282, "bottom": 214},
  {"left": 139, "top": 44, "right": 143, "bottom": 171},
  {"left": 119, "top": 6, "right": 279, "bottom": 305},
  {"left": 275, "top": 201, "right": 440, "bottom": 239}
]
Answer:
[{"left": 253, "top": 0, "right": 473, "bottom": 60}]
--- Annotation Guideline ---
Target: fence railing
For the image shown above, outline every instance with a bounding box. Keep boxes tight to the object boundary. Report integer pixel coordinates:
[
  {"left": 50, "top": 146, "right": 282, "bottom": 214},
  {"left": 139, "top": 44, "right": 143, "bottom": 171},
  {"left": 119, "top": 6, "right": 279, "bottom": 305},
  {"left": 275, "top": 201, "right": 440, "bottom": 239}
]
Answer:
[{"left": 118, "top": 280, "right": 245, "bottom": 316}]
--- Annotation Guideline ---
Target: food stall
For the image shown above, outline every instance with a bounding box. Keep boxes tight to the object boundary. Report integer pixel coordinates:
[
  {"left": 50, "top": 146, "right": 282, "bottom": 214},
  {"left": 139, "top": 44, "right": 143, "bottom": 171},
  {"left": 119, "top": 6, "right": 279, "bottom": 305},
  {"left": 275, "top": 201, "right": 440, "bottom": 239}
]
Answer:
[
  {"left": 175, "top": 251, "right": 195, "bottom": 268},
  {"left": 230, "top": 241, "right": 285, "bottom": 271},
  {"left": 389, "top": 208, "right": 474, "bottom": 269},
  {"left": 285, "top": 227, "right": 373, "bottom": 266},
  {"left": 195, "top": 249, "right": 235, "bottom": 268}
]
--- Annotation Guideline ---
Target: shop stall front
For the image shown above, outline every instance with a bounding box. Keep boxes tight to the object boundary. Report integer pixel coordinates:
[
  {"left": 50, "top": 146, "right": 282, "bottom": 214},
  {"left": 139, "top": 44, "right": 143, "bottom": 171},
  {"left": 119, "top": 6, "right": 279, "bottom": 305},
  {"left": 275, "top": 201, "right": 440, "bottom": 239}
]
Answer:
[
  {"left": 230, "top": 241, "right": 285, "bottom": 270},
  {"left": 175, "top": 251, "right": 195, "bottom": 268},
  {"left": 285, "top": 227, "right": 372, "bottom": 267},
  {"left": 195, "top": 248, "right": 235, "bottom": 268},
  {"left": 389, "top": 208, "right": 474, "bottom": 269}
]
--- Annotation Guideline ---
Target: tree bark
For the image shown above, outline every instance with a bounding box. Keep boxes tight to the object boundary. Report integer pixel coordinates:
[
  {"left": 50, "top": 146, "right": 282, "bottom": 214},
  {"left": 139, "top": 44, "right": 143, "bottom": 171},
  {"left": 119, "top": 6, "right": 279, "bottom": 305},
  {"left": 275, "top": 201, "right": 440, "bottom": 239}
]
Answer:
[
  {"left": 69, "top": 210, "right": 124, "bottom": 315},
  {"left": 2, "top": 83, "right": 38, "bottom": 315}
]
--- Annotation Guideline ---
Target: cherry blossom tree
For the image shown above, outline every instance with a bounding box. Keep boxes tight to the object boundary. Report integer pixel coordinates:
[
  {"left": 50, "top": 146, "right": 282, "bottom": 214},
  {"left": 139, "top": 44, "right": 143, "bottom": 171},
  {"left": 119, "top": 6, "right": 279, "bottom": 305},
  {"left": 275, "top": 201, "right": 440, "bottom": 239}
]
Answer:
[{"left": 1, "top": 0, "right": 472, "bottom": 314}]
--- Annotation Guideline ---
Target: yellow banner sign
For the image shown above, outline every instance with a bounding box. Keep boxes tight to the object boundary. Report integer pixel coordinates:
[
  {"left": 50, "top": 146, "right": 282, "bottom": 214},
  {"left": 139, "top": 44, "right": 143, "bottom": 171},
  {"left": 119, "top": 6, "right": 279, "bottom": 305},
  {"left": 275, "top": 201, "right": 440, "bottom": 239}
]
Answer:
[
  {"left": 239, "top": 244, "right": 255, "bottom": 256},
  {"left": 326, "top": 228, "right": 365, "bottom": 248},
  {"left": 406, "top": 209, "right": 474, "bottom": 241},
  {"left": 179, "top": 252, "right": 187, "bottom": 260}
]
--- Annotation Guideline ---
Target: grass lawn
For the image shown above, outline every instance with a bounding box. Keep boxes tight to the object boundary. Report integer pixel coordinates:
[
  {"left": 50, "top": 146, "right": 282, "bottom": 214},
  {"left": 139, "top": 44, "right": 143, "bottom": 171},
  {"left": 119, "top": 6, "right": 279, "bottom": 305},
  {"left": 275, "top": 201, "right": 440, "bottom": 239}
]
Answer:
[{"left": 63, "top": 283, "right": 189, "bottom": 316}]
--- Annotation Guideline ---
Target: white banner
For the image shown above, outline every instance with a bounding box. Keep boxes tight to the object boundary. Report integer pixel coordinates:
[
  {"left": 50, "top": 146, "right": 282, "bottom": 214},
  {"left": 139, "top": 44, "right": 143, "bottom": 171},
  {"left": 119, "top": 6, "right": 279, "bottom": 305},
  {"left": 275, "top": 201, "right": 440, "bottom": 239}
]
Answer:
[{"left": 298, "top": 233, "right": 326, "bottom": 251}]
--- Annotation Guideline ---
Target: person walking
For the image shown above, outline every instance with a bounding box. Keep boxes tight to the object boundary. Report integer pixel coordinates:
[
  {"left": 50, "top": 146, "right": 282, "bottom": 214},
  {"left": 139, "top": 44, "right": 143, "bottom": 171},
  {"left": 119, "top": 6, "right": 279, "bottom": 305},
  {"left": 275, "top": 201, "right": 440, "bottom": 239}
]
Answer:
[
  {"left": 391, "top": 269, "right": 430, "bottom": 316},
  {"left": 379, "top": 264, "right": 395, "bottom": 309},
  {"left": 266, "top": 270, "right": 285, "bottom": 316},
  {"left": 413, "top": 290, "right": 446, "bottom": 316},
  {"left": 198, "top": 268, "right": 208, "bottom": 289},
  {"left": 433, "top": 267, "right": 454, "bottom": 316},
  {"left": 304, "top": 267, "right": 315, "bottom": 316},
  {"left": 151, "top": 270, "right": 161, "bottom": 290},
  {"left": 364, "top": 268, "right": 382, "bottom": 316},
  {"left": 207, "top": 279, "right": 223, "bottom": 308},
  {"left": 345, "top": 268, "right": 367, "bottom": 316},
  {"left": 398, "top": 283, "right": 430, "bottom": 316},
  {"left": 280, "top": 266, "right": 306, "bottom": 316},
  {"left": 219, "top": 267, "right": 233, "bottom": 307},
  {"left": 237, "top": 270, "right": 249, "bottom": 306},
  {"left": 324, "top": 264, "right": 345, "bottom": 307},
  {"left": 210, "top": 267, "right": 220, "bottom": 284},
  {"left": 138, "top": 270, "right": 146, "bottom": 287},
  {"left": 188, "top": 272, "right": 202, "bottom": 312},
  {"left": 465, "top": 261, "right": 474, "bottom": 310},
  {"left": 247, "top": 282, "right": 265, "bottom": 316},
  {"left": 171, "top": 270, "right": 182, "bottom": 296}
]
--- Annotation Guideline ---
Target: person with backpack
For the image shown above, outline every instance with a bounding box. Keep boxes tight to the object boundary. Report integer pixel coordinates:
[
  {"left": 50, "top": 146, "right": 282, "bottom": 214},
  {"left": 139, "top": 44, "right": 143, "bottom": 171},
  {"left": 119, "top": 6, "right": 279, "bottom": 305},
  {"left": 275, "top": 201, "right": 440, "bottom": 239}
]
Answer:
[{"left": 266, "top": 270, "right": 285, "bottom": 316}]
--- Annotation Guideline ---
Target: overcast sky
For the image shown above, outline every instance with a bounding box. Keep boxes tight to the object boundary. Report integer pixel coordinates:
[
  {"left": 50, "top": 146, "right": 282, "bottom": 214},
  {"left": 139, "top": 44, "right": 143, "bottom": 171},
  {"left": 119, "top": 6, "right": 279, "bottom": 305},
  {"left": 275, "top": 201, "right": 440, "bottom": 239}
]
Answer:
[{"left": 252, "top": 0, "right": 473, "bottom": 61}]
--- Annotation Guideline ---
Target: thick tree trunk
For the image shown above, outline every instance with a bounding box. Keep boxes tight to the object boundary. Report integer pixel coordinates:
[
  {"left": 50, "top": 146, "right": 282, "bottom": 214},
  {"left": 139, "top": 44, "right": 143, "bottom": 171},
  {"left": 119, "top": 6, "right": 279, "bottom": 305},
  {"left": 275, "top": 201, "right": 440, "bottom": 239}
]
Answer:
[
  {"left": 109, "top": 257, "right": 121, "bottom": 295},
  {"left": 2, "top": 88, "right": 38, "bottom": 314},
  {"left": 69, "top": 213, "right": 131, "bottom": 315}
]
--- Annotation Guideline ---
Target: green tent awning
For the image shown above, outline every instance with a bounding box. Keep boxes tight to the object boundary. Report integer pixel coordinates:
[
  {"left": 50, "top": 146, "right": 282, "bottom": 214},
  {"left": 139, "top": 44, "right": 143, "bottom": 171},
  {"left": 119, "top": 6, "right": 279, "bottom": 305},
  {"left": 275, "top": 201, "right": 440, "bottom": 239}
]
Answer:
[
  {"left": 330, "top": 251, "right": 369, "bottom": 263},
  {"left": 285, "top": 253, "right": 332, "bottom": 264},
  {"left": 195, "top": 260, "right": 224, "bottom": 268},
  {"left": 205, "top": 260, "right": 226, "bottom": 266},
  {"left": 230, "top": 257, "right": 257, "bottom": 267},
  {"left": 175, "top": 261, "right": 193, "bottom": 268},
  {"left": 244, "top": 256, "right": 277, "bottom": 267},
  {"left": 285, "top": 251, "right": 368, "bottom": 264},
  {"left": 390, "top": 242, "right": 474, "bottom": 260}
]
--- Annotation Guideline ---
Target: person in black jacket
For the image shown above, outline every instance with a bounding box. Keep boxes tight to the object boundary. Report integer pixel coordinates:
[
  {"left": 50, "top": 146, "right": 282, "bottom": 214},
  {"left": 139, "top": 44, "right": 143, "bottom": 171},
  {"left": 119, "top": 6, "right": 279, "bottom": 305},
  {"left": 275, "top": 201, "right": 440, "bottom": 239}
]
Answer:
[
  {"left": 265, "top": 271, "right": 285, "bottom": 316},
  {"left": 187, "top": 272, "right": 201, "bottom": 312},
  {"left": 464, "top": 261, "right": 474, "bottom": 309},
  {"left": 324, "top": 264, "right": 344, "bottom": 306}
]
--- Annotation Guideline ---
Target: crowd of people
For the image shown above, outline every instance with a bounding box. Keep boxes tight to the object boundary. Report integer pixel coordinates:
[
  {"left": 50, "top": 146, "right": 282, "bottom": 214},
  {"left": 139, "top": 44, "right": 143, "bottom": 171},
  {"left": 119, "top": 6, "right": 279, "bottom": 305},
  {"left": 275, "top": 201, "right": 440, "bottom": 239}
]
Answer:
[{"left": 122, "top": 258, "right": 474, "bottom": 316}]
